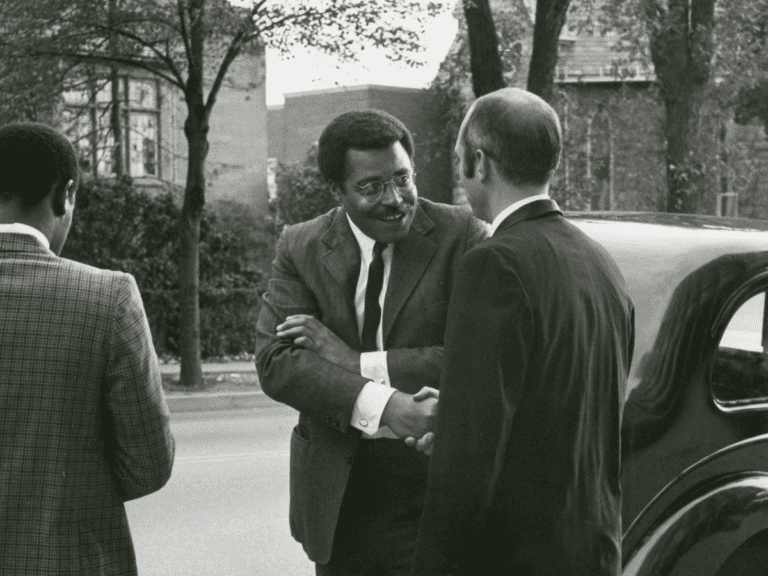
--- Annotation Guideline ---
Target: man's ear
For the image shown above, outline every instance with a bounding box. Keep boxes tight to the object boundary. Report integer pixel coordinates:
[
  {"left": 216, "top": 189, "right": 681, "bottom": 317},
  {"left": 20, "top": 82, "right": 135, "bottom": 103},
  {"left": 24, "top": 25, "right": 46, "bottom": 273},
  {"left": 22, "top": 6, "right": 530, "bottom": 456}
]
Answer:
[
  {"left": 52, "top": 179, "right": 75, "bottom": 217},
  {"left": 474, "top": 149, "right": 491, "bottom": 182},
  {"left": 330, "top": 183, "right": 344, "bottom": 203}
]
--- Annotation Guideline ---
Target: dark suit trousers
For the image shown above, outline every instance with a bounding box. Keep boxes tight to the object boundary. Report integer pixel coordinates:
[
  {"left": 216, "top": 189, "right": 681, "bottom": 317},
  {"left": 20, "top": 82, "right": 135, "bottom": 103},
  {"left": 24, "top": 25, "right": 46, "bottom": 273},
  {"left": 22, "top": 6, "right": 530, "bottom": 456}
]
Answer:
[{"left": 315, "top": 439, "right": 427, "bottom": 576}]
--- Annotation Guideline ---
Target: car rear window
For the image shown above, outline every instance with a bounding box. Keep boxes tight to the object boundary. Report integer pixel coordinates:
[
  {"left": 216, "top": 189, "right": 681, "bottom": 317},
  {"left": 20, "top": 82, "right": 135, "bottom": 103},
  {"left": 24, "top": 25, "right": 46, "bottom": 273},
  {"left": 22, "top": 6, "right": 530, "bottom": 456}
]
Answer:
[{"left": 712, "top": 290, "right": 768, "bottom": 409}]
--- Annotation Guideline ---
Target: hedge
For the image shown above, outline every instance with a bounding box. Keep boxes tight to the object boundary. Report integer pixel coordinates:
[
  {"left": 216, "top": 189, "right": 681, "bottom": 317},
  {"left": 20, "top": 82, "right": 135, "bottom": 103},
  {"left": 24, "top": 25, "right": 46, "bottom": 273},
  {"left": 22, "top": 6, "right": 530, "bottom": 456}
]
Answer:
[{"left": 62, "top": 178, "right": 268, "bottom": 358}]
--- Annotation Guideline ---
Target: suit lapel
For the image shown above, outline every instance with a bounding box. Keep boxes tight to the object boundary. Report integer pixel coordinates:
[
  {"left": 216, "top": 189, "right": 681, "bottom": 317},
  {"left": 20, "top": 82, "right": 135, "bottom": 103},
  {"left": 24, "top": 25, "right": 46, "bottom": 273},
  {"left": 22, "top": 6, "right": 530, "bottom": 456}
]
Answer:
[
  {"left": 383, "top": 206, "right": 437, "bottom": 344},
  {"left": 495, "top": 198, "right": 562, "bottom": 235},
  {"left": 320, "top": 210, "right": 363, "bottom": 348}
]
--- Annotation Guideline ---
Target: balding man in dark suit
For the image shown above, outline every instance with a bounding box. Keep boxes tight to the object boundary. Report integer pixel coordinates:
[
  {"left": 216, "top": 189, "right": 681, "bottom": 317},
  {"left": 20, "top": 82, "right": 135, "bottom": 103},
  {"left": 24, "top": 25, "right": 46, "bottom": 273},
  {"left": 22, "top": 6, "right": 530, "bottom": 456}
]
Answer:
[{"left": 413, "top": 88, "right": 635, "bottom": 576}]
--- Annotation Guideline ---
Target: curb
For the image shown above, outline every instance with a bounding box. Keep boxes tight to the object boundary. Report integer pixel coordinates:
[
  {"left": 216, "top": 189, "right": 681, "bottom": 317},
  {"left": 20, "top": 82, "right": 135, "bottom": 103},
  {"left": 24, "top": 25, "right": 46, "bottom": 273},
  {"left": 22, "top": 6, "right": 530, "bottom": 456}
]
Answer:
[{"left": 165, "top": 391, "right": 280, "bottom": 413}]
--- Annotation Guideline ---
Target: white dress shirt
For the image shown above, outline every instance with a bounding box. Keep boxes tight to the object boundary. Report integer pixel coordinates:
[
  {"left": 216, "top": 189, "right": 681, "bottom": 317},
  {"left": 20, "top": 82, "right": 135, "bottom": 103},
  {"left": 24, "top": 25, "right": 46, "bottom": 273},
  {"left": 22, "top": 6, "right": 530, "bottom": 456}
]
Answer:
[
  {"left": 0, "top": 223, "right": 50, "bottom": 250},
  {"left": 346, "top": 215, "right": 398, "bottom": 439},
  {"left": 490, "top": 193, "right": 551, "bottom": 236}
]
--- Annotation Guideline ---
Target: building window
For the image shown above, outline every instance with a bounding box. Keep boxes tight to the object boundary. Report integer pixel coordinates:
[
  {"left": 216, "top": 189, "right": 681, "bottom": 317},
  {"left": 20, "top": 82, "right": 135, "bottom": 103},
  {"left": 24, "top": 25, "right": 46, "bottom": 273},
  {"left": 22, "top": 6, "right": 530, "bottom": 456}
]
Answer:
[{"left": 63, "top": 76, "right": 160, "bottom": 179}]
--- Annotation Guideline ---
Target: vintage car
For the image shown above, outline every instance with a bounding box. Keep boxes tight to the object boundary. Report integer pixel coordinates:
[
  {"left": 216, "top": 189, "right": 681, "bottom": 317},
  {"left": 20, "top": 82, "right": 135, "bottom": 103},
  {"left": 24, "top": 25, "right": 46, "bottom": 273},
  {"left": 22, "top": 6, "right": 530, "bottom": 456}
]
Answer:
[{"left": 568, "top": 212, "right": 768, "bottom": 576}]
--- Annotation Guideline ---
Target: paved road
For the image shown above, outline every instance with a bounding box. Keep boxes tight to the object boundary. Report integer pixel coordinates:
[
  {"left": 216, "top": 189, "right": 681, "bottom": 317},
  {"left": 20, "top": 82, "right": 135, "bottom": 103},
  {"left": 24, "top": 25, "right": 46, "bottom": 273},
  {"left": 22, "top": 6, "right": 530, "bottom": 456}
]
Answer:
[{"left": 126, "top": 406, "right": 314, "bottom": 576}]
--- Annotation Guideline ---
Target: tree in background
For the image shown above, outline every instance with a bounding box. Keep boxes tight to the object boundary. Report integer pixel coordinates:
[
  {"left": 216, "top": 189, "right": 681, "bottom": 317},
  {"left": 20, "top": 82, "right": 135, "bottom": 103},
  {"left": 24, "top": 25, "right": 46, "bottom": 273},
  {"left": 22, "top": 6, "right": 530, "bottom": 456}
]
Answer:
[
  {"left": 527, "top": 0, "right": 573, "bottom": 102},
  {"left": 604, "top": 0, "right": 717, "bottom": 214},
  {"left": 5, "top": 0, "right": 444, "bottom": 387},
  {"left": 716, "top": 0, "right": 768, "bottom": 136},
  {"left": 463, "top": 0, "right": 506, "bottom": 97}
]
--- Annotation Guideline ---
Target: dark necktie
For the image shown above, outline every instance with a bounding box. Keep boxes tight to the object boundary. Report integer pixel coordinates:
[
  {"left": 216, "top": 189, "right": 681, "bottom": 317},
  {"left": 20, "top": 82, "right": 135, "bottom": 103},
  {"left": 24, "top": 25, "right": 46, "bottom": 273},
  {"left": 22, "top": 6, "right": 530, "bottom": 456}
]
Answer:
[{"left": 361, "top": 242, "right": 386, "bottom": 352}]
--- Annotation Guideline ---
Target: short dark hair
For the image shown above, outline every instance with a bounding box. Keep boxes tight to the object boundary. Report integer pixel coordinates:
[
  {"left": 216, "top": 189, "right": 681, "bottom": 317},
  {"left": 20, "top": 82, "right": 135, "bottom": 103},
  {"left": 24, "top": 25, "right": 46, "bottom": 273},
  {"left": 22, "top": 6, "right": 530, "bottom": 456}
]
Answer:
[
  {"left": 462, "top": 88, "right": 561, "bottom": 186},
  {"left": 317, "top": 109, "right": 415, "bottom": 186},
  {"left": 0, "top": 122, "right": 80, "bottom": 206}
]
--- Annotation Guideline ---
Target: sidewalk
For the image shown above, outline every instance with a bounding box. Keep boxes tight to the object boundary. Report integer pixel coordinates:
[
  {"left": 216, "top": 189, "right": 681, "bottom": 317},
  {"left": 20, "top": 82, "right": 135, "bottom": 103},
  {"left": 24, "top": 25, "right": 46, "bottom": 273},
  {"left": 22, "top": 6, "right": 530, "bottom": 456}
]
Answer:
[{"left": 161, "top": 361, "right": 282, "bottom": 413}]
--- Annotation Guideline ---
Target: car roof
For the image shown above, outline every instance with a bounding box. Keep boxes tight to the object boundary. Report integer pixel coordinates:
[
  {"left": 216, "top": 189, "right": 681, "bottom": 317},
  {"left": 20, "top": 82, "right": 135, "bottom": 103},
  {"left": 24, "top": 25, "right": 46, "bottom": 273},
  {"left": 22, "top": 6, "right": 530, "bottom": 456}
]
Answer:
[{"left": 567, "top": 212, "right": 768, "bottom": 399}]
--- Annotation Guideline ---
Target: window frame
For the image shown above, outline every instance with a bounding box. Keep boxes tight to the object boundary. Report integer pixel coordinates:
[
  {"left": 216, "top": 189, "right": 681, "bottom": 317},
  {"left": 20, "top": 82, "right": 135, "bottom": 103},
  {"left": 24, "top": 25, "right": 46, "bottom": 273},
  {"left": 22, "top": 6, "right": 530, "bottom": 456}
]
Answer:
[
  {"left": 708, "top": 270, "right": 768, "bottom": 414},
  {"left": 63, "top": 75, "right": 162, "bottom": 180}
]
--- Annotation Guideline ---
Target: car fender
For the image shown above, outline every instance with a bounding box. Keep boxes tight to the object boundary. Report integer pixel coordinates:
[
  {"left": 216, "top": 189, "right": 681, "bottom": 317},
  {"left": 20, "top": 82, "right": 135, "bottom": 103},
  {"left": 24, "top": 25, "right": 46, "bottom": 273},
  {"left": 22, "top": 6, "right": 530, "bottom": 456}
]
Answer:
[{"left": 623, "top": 435, "right": 768, "bottom": 576}]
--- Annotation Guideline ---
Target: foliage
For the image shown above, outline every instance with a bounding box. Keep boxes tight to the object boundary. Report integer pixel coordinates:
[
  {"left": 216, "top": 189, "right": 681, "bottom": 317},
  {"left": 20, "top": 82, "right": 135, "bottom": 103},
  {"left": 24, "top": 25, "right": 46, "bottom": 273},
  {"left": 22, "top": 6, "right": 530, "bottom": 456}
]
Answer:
[
  {"left": 274, "top": 144, "right": 339, "bottom": 231},
  {"left": 62, "top": 179, "right": 266, "bottom": 356},
  {"left": 716, "top": 0, "right": 768, "bottom": 137}
]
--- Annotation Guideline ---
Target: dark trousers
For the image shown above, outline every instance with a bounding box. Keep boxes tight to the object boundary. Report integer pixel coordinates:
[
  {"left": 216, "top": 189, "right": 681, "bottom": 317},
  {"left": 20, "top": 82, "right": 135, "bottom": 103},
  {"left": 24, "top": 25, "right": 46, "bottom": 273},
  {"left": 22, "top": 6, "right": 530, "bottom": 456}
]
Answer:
[{"left": 316, "top": 439, "right": 427, "bottom": 576}]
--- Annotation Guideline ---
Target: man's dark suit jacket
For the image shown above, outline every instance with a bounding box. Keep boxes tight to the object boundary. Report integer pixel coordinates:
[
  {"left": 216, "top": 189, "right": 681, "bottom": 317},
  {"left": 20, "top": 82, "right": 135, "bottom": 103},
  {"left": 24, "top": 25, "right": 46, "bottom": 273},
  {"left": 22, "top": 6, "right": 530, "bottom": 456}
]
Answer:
[
  {"left": 255, "top": 198, "right": 487, "bottom": 563},
  {"left": 412, "top": 199, "right": 635, "bottom": 576},
  {"left": 0, "top": 233, "right": 175, "bottom": 575}
]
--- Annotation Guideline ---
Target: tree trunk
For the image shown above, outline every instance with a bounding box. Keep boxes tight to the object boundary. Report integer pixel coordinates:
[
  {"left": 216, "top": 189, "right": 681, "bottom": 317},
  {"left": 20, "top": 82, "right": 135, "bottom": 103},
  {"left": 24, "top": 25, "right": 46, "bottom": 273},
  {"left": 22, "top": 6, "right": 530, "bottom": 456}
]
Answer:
[
  {"left": 110, "top": 66, "right": 124, "bottom": 178},
  {"left": 108, "top": 0, "right": 123, "bottom": 178},
  {"left": 645, "top": 0, "right": 716, "bottom": 214},
  {"left": 178, "top": 0, "right": 207, "bottom": 388},
  {"left": 527, "top": 0, "right": 571, "bottom": 103},
  {"left": 178, "top": 107, "right": 208, "bottom": 388},
  {"left": 662, "top": 87, "right": 707, "bottom": 212},
  {"left": 463, "top": 0, "right": 506, "bottom": 97}
]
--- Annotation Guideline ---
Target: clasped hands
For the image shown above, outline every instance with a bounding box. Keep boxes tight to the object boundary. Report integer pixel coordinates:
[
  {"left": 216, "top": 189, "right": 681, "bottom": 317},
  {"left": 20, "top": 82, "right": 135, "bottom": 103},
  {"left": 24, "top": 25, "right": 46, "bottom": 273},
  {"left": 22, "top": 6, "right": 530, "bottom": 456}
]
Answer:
[{"left": 276, "top": 314, "right": 437, "bottom": 455}]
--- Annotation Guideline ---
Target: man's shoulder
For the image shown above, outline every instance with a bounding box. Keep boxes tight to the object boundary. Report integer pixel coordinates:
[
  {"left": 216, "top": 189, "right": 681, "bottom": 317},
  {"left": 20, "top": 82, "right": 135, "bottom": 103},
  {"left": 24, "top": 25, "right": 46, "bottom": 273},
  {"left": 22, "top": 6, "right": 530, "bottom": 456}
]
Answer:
[
  {"left": 416, "top": 198, "right": 487, "bottom": 244},
  {"left": 282, "top": 206, "right": 341, "bottom": 238},
  {"left": 417, "top": 198, "right": 475, "bottom": 226}
]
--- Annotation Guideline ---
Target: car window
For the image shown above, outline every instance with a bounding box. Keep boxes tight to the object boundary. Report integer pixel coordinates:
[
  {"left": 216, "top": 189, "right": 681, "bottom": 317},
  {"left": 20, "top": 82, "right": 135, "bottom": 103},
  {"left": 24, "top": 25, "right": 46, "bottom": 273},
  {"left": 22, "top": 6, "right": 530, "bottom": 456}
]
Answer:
[{"left": 711, "top": 290, "right": 768, "bottom": 408}]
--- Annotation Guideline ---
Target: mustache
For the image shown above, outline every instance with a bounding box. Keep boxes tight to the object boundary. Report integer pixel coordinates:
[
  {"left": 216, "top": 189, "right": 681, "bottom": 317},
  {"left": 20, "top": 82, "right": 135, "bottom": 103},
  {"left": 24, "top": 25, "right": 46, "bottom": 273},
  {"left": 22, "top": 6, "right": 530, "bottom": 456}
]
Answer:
[{"left": 376, "top": 203, "right": 413, "bottom": 217}]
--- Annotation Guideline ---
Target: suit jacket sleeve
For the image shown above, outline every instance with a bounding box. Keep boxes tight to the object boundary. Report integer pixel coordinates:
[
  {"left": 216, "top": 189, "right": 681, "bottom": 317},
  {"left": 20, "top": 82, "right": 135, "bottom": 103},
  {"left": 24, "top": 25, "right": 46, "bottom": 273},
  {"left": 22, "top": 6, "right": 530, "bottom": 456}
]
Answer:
[
  {"left": 386, "top": 214, "right": 489, "bottom": 392},
  {"left": 255, "top": 229, "right": 370, "bottom": 434},
  {"left": 413, "top": 246, "right": 533, "bottom": 575},
  {"left": 102, "top": 273, "right": 175, "bottom": 502}
]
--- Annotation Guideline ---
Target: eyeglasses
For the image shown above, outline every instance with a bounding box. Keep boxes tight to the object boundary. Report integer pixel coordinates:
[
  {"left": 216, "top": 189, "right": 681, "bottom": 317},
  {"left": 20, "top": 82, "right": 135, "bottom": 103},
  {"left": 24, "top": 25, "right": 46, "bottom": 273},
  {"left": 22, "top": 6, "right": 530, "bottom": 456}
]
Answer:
[{"left": 352, "top": 172, "right": 417, "bottom": 203}]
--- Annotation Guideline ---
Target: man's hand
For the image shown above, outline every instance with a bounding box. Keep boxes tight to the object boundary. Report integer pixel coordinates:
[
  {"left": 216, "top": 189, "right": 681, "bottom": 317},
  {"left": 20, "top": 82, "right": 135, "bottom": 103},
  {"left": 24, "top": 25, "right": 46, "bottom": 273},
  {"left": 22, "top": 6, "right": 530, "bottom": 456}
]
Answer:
[
  {"left": 381, "top": 389, "right": 438, "bottom": 440},
  {"left": 404, "top": 387, "right": 439, "bottom": 455},
  {"left": 277, "top": 314, "right": 360, "bottom": 373}
]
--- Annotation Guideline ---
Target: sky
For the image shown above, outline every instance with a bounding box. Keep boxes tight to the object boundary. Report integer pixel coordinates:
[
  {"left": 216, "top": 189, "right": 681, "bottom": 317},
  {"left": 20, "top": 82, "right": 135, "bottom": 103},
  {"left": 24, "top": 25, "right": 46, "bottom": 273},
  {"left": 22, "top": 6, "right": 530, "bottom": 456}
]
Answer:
[{"left": 264, "top": 8, "right": 459, "bottom": 107}]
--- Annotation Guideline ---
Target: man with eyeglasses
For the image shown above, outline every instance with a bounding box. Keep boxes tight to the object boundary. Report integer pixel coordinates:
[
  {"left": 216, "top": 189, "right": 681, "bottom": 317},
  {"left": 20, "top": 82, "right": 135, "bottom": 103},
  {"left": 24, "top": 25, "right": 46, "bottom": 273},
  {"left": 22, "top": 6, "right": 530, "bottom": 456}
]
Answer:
[{"left": 255, "top": 109, "right": 487, "bottom": 576}]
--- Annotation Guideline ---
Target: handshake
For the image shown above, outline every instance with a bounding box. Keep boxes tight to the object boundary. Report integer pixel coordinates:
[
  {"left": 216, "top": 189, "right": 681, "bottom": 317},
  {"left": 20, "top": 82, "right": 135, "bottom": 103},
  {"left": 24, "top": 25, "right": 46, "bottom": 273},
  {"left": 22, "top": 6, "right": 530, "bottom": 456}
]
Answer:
[
  {"left": 276, "top": 314, "right": 439, "bottom": 455},
  {"left": 381, "top": 387, "right": 439, "bottom": 455}
]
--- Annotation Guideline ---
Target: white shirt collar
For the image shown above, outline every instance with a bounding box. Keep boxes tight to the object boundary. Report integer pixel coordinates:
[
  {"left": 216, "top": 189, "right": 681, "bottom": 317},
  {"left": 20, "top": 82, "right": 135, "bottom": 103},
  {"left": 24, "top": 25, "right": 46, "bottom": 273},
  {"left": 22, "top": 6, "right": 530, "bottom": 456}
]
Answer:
[
  {"left": 346, "top": 214, "right": 390, "bottom": 261},
  {"left": 489, "top": 193, "right": 551, "bottom": 236},
  {"left": 0, "top": 223, "right": 51, "bottom": 250}
]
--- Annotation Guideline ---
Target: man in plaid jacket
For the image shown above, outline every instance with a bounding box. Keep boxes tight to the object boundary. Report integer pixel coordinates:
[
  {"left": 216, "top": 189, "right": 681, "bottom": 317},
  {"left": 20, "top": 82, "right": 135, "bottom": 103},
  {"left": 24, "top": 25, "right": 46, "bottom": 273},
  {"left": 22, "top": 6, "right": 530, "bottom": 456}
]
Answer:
[{"left": 0, "top": 122, "right": 175, "bottom": 575}]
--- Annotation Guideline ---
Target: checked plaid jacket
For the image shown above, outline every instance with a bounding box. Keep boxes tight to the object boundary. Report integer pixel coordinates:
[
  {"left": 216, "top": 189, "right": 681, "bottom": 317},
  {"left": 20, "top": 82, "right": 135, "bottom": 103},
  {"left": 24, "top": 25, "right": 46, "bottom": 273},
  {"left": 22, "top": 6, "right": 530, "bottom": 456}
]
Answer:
[{"left": 0, "top": 232, "right": 175, "bottom": 575}]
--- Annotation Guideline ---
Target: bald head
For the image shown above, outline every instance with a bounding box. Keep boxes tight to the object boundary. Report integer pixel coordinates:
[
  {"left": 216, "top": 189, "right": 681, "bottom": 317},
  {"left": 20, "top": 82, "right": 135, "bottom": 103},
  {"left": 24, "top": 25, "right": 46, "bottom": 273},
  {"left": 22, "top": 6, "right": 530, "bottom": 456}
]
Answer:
[{"left": 459, "top": 88, "right": 561, "bottom": 186}]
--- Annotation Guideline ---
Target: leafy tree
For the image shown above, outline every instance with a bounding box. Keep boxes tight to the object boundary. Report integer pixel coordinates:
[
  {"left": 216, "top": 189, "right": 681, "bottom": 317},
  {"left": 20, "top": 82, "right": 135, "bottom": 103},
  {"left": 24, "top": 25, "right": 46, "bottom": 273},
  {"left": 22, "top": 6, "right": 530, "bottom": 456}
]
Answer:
[
  {"left": 5, "top": 0, "right": 444, "bottom": 386},
  {"left": 463, "top": 0, "right": 506, "bottom": 97},
  {"left": 716, "top": 0, "right": 768, "bottom": 137},
  {"left": 604, "top": 0, "right": 718, "bottom": 213},
  {"left": 527, "top": 0, "right": 573, "bottom": 102}
]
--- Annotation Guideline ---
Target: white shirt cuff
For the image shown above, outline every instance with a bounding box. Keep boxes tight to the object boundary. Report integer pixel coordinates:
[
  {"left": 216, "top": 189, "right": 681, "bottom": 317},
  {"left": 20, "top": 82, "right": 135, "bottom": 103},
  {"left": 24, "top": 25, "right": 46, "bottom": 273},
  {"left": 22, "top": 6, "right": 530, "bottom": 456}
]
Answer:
[
  {"left": 351, "top": 381, "right": 396, "bottom": 436},
  {"left": 360, "top": 351, "right": 390, "bottom": 386}
]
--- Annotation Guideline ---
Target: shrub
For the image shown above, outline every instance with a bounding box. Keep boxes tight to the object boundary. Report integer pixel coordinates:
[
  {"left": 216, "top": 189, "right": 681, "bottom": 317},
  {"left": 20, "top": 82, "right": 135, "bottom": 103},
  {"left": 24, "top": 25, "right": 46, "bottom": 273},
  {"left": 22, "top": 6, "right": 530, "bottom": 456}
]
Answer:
[
  {"left": 274, "top": 144, "right": 339, "bottom": 232},
  {"left": 62, "top": 178, "right": 267, "bottom": 357}
]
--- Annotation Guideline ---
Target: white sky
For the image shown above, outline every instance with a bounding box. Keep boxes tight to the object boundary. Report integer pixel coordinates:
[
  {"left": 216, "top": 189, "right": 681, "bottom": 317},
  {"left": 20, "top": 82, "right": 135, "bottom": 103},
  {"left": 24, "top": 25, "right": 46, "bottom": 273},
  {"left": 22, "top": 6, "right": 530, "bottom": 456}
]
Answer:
[{"left": 265, "top": 9, "right": 459, "bottom": 106}]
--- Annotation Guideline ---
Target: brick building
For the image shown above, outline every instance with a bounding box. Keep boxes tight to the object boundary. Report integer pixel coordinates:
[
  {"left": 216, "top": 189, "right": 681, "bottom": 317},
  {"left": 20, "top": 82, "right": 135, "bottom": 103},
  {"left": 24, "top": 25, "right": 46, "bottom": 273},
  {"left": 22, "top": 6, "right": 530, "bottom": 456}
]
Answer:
[{"left": 63, "top": 54, "right": 269, "bottom": 213}]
